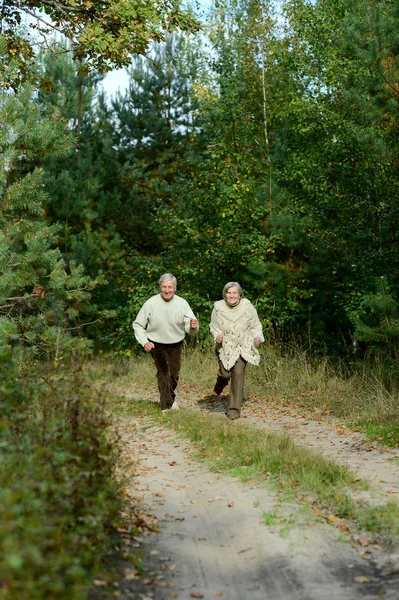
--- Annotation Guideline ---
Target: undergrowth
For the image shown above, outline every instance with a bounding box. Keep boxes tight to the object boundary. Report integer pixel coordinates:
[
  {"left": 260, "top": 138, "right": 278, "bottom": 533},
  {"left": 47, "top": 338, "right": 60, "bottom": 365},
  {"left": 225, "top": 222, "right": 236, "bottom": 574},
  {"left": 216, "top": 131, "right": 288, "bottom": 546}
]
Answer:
[{"left": 0, "top": 358, "right": 123, "bottom": 600}]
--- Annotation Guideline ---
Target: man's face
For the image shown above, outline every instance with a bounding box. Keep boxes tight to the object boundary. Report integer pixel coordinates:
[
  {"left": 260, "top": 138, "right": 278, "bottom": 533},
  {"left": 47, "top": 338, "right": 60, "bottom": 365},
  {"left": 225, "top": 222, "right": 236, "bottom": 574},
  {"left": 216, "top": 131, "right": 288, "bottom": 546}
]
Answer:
[{"left": 160, "top": 280, "right": 176, "bottom": 302}]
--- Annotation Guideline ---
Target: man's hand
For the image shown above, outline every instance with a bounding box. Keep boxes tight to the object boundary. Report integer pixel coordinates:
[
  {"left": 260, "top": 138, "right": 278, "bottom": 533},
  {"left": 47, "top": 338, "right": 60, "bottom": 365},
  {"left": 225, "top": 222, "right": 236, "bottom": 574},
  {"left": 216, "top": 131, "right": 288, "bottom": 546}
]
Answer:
[
  {"left": 216, "top": 334, "right": 223, "bottom": 344},
  {"left": 190, "top": 318, "right": 199, "bottom": 330},
  {"left": 144, "top": 341, "right": 155, "bottom": 352}
]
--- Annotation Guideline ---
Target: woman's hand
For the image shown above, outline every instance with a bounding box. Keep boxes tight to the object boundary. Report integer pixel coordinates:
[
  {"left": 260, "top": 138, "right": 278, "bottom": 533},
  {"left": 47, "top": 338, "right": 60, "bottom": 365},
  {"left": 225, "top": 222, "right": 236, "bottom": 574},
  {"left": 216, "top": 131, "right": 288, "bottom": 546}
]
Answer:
[
  {"left": 216, "top": 334, "right": 223, "bottom": 344},
  {"left": 254, "top": 336, "right": 261, "bottom": 347}
]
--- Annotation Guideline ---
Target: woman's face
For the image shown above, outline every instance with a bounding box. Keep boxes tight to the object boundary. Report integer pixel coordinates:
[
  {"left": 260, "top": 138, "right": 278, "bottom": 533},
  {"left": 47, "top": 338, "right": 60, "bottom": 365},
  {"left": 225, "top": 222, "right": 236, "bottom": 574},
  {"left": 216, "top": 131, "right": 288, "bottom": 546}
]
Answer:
[{"left": 225, "top": 286, "right": 240, "bottom": 305}]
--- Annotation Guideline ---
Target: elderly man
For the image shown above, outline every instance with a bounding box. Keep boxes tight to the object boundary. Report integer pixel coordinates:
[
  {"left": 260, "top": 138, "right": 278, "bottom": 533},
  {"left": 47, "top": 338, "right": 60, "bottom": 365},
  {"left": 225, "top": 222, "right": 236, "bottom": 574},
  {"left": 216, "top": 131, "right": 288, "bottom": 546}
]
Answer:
[{"left": 133, "top": 273, "right": 199, "bottom": 411}]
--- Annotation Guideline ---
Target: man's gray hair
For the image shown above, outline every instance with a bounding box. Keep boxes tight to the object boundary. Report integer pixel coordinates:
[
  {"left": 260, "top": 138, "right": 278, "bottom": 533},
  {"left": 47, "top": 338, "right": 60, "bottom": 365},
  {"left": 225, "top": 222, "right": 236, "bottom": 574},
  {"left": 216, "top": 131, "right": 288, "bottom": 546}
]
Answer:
[
  {"left": 159, "top": 273, "right": 177, "bottom": 288},
  {"left": 222, "top": 281, "right": 243, "bottom": 298}
]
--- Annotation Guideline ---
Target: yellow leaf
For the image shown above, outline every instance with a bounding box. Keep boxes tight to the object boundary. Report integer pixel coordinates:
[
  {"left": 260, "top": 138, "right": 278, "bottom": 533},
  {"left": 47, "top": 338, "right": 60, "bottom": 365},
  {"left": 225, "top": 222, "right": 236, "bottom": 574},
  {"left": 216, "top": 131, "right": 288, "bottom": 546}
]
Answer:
[{"left": 327, "top": 513, "right": 340, "bottom": 523}]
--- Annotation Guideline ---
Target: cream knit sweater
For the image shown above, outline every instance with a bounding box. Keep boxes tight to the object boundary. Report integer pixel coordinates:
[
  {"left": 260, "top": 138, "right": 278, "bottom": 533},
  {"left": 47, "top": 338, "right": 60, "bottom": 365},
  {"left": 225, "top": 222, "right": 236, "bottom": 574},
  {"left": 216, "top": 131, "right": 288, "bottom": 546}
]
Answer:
[
  {"left": 210, "top": 298, "right": 264, "bottom": 370},
  {"left": 133, "top": 294, "right": 198, "bottom": 346}
]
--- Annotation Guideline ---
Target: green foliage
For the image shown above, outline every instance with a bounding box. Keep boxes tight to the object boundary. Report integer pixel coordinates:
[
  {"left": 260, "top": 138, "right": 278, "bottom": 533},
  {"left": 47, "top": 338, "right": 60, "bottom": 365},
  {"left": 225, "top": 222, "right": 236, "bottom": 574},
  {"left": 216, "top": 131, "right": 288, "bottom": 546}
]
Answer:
[
  {"left": 0, "top": 363, "right": 121, "bottom": 600},
  {"left": 0, "top": 348, "right": 26, "bottom": 418},
  {"left": 37, "top": 35, "right": 209, "bottom": 352},
  {"left": 1, "top": 0, "right": 201, "bottom": 76},
  {"left": 0, "top": 45, "right": 103, "bottom": 361},
  {"left": 10, "top": 0, "right": 399, "bottom": 367},
  {"left": 348, "top": 278, "right": 399, "bottom": 366},
  {"left": 110, "top": 33, "right": 203, "bottom": 254}
]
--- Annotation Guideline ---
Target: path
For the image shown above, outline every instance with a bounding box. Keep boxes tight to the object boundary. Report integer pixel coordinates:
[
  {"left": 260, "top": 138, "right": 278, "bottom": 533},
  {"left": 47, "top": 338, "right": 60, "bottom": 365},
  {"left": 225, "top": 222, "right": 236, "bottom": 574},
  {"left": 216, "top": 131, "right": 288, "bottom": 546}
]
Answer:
[{"left": 94, "top": 384, "right": 399, "bottom": 600}]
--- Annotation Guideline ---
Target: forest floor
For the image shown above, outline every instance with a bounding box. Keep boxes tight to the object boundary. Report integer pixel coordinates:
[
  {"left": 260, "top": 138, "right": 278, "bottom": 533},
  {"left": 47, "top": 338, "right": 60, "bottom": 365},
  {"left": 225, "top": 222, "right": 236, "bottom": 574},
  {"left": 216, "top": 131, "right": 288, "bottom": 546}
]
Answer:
[{"left": 93, "top": 383, "right": 399, "bottom": 600}]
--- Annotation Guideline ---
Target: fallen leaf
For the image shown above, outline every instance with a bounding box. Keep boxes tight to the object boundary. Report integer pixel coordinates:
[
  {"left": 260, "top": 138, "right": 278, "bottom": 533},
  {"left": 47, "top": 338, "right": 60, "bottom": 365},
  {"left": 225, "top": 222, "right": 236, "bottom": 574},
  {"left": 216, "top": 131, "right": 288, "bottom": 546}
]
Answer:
[
  {"left": 357, "top": 535, "right": 370, "bottom": 547},
  {"left": 354, "top": 576, "right": 371, "bottom": 583},
  {"left": 215, "top": 592, "right": 224, "bottom": 597},
  {"left": 93, "top": 580, "right": 107, "bottom": 586},
  {"left": 227, "top": 502, "right": 235, "bottom": 508},
  {"left": 190, "top": 499, "right": 197, "bottom": 504},
  {"left": 327, "top": 513, "right": 340, "bottom": 523},
  {"left": 191, "top": 593, "right": 204, "bottom": 598}
]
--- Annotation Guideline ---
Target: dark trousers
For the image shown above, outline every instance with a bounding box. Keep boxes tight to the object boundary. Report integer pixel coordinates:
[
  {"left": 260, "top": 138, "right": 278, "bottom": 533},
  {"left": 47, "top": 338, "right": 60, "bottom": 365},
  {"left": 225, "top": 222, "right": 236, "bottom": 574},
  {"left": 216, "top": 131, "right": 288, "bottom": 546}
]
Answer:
[
  {"left": 150, "top": 341, "right": 182, "bottom": 410},
  {"left": 215, "top": 356, "right": 247, "bottom": 412}
]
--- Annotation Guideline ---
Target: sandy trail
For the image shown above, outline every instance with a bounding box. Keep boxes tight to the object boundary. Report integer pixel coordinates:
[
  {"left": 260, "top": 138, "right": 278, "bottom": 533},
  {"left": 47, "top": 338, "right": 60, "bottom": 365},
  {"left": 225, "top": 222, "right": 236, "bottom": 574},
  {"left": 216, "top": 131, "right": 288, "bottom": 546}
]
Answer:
[
  {"left": 192, "top": 389, "right": 399, "bottom": 503},
  {"left": 109, "top": 405, "right": 399, "bottom": 600}
]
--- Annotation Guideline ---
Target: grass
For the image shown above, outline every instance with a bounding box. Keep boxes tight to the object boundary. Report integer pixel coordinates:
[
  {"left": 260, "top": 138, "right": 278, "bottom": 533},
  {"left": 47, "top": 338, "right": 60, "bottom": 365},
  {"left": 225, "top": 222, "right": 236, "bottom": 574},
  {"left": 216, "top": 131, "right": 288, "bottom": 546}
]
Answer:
[
  {"left": 118, "top": 398, "right": 399, "bottom": 543},
  {"left": 83, "top": 348, "right": 399, "bottom": 544},
  {"left": 11, "top": 343, "right": 399, "bottom": 598},
  {"left": 93, "top": 344, "right": 399, "bottom": 446}
]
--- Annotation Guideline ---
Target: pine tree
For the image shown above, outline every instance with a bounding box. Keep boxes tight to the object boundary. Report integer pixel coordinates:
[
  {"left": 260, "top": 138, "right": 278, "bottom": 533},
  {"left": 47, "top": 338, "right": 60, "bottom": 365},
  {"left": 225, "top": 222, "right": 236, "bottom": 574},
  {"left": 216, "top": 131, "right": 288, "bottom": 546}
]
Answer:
[
  {"left": 0, "top": 42, "right": 101, "bottom": 361},
  {"left": 111, "top": 33, "right": 202, "bottom": 253},
  {"left": 349, "top": 277, "right": 399, "bottom": 368}
]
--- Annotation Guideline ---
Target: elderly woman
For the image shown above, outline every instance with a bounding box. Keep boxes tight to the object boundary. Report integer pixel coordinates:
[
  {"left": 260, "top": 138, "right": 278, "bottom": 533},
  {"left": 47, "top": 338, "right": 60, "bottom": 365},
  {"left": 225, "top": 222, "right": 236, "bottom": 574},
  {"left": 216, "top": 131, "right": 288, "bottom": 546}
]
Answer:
[{"left": 209, "top": 282, "right": 264, "bottom": 420}]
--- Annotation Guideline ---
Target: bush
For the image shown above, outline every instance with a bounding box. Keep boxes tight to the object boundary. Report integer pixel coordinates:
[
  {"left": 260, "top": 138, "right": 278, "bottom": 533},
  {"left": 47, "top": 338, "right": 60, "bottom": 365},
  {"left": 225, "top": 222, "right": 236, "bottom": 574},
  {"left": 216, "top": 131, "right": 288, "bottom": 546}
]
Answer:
[{"left": 0, "top": 360, "right": 122, "bottom": 600}]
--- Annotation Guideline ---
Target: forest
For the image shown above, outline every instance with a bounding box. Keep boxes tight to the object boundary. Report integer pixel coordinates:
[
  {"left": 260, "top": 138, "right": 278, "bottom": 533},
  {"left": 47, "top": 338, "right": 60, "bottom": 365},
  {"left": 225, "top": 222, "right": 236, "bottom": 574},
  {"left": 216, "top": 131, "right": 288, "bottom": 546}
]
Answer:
[
  {"left": 2, "top": 0, "right": 399, "bottom": 365},
  {"left": 2, "top": 0, "right": 399, "bottom": 597}
]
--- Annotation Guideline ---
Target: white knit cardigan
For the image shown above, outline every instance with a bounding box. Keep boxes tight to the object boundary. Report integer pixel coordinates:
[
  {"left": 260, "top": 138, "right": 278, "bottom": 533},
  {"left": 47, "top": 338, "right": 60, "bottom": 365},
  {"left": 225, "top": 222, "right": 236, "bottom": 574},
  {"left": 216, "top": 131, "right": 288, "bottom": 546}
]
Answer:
[{"left": 209, "top": 298, "right": 264, "bottom": 370}]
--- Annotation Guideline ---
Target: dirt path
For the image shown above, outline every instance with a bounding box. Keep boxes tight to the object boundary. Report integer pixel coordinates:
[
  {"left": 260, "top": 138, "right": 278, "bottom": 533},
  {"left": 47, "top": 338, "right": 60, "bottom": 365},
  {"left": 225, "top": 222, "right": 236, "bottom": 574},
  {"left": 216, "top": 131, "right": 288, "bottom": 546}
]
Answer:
[
  {"left": 194, "top": 389, "right": 399, "bottom": 504},
  {"left": 98, "top": 386, "right": 399, "bottom": 600}
]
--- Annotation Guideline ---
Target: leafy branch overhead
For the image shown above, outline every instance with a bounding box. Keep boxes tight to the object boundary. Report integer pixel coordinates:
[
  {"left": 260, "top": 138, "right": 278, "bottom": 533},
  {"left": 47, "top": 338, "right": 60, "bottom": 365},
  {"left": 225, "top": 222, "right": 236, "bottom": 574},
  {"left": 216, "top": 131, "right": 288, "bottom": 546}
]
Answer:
[{"left": 2, "top": 0, "right": 201, "bottom": 71}]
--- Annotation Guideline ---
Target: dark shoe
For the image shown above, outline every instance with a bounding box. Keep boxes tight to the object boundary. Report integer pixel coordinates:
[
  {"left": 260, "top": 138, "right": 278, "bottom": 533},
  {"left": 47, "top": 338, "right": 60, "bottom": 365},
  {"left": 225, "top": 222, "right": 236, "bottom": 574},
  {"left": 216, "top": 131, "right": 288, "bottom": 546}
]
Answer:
[
  {"left": 213, "top": 385, "right": 225, "bottom": 396},
  {"left": 226, "top": 409, "right": 240, "bottom": 420}
]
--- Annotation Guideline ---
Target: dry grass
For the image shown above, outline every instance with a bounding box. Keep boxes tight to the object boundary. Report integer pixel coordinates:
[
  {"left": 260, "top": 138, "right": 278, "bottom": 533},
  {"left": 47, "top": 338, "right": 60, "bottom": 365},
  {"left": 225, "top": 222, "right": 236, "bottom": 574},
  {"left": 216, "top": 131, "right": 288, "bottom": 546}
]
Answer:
[{"left": 89, "top": 343, "right": 399, "bottom": 445}]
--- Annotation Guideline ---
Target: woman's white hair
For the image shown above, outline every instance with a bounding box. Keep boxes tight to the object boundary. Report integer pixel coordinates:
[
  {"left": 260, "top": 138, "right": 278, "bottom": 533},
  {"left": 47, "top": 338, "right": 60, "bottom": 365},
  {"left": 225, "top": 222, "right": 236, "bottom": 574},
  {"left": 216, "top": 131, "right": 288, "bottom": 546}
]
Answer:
[
  {"left": 159, "top": 273, "right": 177, "bottom": 288},
  {"left": 222, "top": 281, "right": 243, "bottom": 298}
]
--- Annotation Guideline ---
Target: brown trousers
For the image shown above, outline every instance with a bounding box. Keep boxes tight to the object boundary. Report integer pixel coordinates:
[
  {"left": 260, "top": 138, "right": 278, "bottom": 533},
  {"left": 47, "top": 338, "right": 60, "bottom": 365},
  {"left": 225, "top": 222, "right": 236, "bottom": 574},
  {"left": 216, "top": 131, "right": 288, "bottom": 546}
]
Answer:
[
  {"left": 215, "top": 355, "right": 247, "bottom": 412},
  {"left": 150, "top": 341, "right": 182, "bottom": 410}
]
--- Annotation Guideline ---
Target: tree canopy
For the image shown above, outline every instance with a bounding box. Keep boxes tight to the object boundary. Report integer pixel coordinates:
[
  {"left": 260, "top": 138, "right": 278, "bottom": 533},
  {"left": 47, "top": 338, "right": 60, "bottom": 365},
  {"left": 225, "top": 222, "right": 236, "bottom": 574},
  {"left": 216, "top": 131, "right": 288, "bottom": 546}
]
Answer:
[
  {"left": 3, "top": 0, "right": 399, "bottom": 368},
  {"left": 1, "top": 0, "right": 201, "bottom": 73}
]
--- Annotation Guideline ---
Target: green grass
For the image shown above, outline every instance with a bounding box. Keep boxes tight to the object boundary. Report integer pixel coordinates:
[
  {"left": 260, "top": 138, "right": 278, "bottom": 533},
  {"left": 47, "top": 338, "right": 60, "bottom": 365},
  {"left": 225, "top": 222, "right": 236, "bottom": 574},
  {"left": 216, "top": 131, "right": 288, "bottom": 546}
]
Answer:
[
  {"left": 94, "top": 346, "right": 399, "bottom": 447},
  {"left": 354, "top": 420, "right": 399, "bottom": 448},
  {"left": 85, "top": 350, "right": 399, "bottom": 544},
  {"left": 118, "top": 399, "right": 399, "bottom": 543}
]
